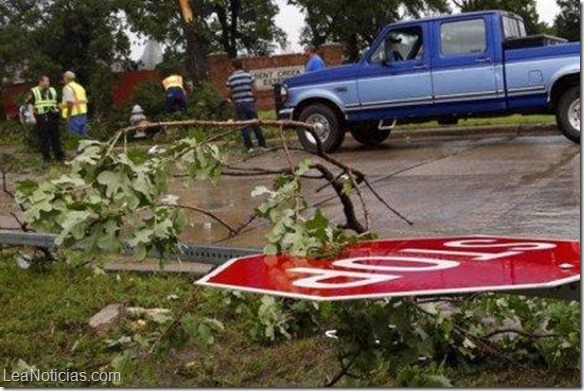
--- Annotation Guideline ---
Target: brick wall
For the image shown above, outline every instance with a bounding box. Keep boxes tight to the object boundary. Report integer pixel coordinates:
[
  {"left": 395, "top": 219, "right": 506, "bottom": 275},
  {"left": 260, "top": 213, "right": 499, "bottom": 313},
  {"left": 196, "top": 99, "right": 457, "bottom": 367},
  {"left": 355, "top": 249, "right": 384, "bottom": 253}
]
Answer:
[{"left": 207, "top": 44, "right": 343, "bottom": 111}]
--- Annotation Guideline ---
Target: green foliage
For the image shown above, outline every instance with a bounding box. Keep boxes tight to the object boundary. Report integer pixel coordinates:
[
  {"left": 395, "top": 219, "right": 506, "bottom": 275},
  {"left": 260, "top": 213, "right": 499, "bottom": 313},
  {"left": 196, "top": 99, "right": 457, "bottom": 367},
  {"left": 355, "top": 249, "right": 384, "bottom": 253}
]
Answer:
[
  {"left": 554, "top": 0, "right": 581, "bottom": 41},
  {"left": 453, "top": 0, "right": 546, "bottom": 35},
  {"left": 15, "top": 136, "right": 227, "bottom": 259},
  {"left": 186, "top": 82, "right": 233, "bottom": 121},
  {"left": 291, "top": 0, "right": 450, "bottom": 61},
  {"left": 253, "top": 159, "right": 374, "bottom": 257},
  {"left": 123, "top": 0, "right": 286, "bottom": 58},
  {"left": 0, "top": 0, "right": 132, "bottom": 116},
  {"left": 8, "top": 110, "right": 580, "bottom": 388},
  {"left": 225, "top": 292, "right": 580, "bottom": 386}
]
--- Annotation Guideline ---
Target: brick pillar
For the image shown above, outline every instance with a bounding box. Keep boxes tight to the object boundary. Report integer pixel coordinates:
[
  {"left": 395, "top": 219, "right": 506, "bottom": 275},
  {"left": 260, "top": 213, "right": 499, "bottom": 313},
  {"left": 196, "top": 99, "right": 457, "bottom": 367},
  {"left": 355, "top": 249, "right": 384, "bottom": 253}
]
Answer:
[
  {"left": 206, "top": 52, "right": 231, "bottom": 98},
  {"left": 320, "top": 43, "right": 343, "bottom": 66}
]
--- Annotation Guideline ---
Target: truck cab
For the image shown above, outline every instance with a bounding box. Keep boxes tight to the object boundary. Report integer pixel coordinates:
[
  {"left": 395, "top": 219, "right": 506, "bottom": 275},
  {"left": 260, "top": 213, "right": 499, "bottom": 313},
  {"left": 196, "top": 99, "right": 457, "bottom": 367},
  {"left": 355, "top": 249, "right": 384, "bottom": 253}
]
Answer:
[{"left": 276, "top": 11, "right": 580, "bottom": 152}]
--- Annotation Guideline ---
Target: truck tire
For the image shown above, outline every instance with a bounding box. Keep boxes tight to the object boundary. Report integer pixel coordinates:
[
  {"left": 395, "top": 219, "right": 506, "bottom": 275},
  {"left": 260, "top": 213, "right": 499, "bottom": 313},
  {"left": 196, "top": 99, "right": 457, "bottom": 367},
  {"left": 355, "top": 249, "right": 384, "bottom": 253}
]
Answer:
[
  {"left": 556, "top": 86, "right": 580, "bottom": 144},
  {"left": 297, "top": 104, "right": 345, "bottom": 153},
  {"left": 349, "top": 124, "right": 391, "bottom": 147}
]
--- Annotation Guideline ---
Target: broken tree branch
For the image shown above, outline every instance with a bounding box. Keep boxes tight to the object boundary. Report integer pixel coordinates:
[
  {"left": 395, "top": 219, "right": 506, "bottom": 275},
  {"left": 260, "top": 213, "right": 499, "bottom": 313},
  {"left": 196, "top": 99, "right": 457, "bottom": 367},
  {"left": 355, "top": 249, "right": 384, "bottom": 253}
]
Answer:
[{"left": 175, "top": 204, "right": 238, "bottom": 237}]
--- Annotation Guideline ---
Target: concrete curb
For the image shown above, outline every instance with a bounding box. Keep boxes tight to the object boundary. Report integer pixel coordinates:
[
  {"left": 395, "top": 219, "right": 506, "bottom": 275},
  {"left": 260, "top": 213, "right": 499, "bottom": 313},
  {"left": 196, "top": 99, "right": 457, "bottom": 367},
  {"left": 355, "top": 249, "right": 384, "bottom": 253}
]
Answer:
[
  {"left": 104, "top": 261, "right": 213, "bottom": 275},
  {"left": 391, "top": 123, "right": 559, "bottom": 140}
]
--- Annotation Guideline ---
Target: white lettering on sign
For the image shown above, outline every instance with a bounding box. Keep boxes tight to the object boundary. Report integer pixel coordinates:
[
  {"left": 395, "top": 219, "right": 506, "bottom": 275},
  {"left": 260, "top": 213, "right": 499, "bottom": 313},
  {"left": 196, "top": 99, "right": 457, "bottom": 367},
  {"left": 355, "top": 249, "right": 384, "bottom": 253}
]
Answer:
[
  {"left": 333, "top": 256, "right": 459, "bottom": 272},
  {"left": 443, "top": 239, "right": 556, "bottom": 251},
  {"left": 249, "top": 66, "right": 304, "bottom": 90},
  {"left": 288, "top": 268, "right": 400, "bottom": 289},
  {"left": 401, "top": 249, "right": 522, "bottom": 261},
  {"left": 286, "top": 240, "right": 558, "bottom": 290}
]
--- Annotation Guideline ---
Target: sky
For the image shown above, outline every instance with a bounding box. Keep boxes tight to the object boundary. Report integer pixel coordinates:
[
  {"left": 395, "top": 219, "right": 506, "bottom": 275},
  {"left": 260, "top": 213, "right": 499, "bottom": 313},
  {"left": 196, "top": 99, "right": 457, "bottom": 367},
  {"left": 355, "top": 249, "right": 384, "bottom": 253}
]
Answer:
[{"left": 131, "top": 0, "right": 562, "bottom": 59}]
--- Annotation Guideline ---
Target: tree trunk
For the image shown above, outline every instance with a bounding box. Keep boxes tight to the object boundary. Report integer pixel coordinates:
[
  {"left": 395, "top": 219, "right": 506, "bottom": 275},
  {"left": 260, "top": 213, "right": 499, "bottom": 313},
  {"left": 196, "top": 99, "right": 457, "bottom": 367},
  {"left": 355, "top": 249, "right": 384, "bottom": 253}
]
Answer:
[
  {"left": 228, "top": 0, "right": 240, "bottom": 58},
  {"left": 182, "top": 21, "right": 208, "bottom": 85}
]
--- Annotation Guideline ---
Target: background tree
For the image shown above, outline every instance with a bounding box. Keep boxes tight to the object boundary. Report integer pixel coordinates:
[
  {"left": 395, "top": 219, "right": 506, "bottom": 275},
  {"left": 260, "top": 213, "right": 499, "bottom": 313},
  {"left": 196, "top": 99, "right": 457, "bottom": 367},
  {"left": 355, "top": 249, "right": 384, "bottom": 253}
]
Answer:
[
  {"left": 554, "top": 0, "right": 581, "bottom": 41},
  {"left": 0, "top": 0, "right": 131, "bottom": 115},
  {"left": 289, "top": 0, "right": 450, "bottom": 62},
  {"left": 122, "top": 0, "right": 286, "bottom": 84},
  {"left": 452, "top": 0, "right": 547, "bottom": 35}
]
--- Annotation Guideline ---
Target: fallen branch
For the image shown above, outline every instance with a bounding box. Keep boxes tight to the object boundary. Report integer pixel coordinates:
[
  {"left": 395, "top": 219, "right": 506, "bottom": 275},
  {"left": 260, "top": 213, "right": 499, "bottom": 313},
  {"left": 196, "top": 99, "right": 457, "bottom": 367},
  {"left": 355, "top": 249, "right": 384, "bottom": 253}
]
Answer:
[
  {"left": 117, "top": 119, "right": 318, "bottom": 139},
  {"left": 311, "top": 163, "right": 367, "bottom": 233},
  {"left": 175, "top": 204, "right": 238, "bottom": 237},
  {"left": 362, "top": 177, "right": 413, "bottom": 226},
  {"left": 1, "top": 171, "right": 56, "bottom": 262},
  {"left": 480, "top": 328, "right": 559, "bottom": 341}
]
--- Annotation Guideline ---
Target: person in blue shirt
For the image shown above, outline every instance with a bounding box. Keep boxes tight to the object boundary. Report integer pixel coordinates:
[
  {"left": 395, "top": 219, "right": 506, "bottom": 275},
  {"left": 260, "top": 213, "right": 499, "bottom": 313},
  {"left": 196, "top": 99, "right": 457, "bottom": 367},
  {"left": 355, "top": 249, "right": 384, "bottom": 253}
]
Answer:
[{"left": 304, "top": 45, "right": 326, "bottom": 72}]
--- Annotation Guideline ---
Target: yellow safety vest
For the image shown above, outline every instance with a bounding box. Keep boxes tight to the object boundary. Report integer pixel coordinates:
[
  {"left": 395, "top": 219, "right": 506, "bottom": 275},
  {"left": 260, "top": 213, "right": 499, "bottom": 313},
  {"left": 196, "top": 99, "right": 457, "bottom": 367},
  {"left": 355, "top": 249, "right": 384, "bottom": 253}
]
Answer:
[
  {"left": 31, "top": 87, "right": 58, "bottom": 115},
  {"left": 61, "top": 81, "right": 87, "bottom": 118},
  {"left": 162, "top": 75, "right": 184, "bottom": 90}
]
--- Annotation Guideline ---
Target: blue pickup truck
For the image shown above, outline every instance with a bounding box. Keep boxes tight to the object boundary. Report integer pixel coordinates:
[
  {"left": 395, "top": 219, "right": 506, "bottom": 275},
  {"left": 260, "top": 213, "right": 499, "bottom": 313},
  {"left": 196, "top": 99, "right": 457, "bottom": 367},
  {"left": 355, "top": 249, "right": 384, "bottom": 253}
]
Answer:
[{"left": 275, "top": 10, "right": 581, "bottom": 152}]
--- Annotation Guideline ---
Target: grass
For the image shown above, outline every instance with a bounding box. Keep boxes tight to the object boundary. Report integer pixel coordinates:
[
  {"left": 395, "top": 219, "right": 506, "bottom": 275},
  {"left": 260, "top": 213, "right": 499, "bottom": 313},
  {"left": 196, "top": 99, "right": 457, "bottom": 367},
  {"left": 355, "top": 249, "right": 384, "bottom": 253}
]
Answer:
[
  {"left": 259, "top": 109, "right": 555, "bottom": 129},
  {"left": 0, "top": 258, "right": 579, "bottom": 387},
  {"left": 401, "top": 114, "right": 555, "bottom": 130}
]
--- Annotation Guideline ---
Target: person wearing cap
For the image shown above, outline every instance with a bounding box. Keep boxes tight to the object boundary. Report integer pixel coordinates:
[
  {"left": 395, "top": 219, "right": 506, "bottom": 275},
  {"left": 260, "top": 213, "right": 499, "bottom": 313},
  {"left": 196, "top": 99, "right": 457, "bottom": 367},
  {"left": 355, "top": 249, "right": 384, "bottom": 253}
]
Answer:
[
  {"left": 304, "top": 46, "right": 326, "bottom": 73},
  {"left": 162, "top": 71, "right": 187, "bottom": 114},
  {"left": 25, "top": 75, "right": 65, "bottom": 162},
  {"left": 61, "top": 71, "right": 88, "bottom": 136}
]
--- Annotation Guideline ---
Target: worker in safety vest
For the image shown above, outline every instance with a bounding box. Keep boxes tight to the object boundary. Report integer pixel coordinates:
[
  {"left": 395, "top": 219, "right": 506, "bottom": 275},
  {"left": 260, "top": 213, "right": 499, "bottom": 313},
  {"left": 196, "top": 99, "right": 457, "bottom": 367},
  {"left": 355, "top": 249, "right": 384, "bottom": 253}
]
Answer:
[
  {"left": 61, "top": 71, "right": 88, "bottom": 136},
  {"left": 162, "top": 72, "right": 187, "bottom": 114},
  {"left": 25, "top": 75, "right": 65, "bottom": 162}
]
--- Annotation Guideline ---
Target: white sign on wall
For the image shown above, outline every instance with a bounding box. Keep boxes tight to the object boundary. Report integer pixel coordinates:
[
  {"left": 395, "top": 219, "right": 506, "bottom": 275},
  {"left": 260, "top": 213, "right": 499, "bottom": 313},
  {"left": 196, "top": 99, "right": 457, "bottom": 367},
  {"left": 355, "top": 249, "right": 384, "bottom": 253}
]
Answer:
[{"left": 250, "top": 66, "right": 304, "bottom": 90}]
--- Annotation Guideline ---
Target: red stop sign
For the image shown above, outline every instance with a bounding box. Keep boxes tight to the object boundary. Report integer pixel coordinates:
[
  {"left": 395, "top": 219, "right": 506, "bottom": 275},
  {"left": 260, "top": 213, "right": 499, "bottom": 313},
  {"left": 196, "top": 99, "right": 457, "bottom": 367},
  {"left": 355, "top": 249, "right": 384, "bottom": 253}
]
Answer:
[{"left": 196, "top": 236, "right": 580, "bottom": 301}]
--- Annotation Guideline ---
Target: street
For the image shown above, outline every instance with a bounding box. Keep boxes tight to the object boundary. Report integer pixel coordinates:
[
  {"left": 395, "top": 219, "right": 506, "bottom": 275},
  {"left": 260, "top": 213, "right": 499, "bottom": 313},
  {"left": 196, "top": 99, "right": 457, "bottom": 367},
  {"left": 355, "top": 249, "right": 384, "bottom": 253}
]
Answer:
[
  {"left": 189, "top": 132, "right": 580, "bottom": 247},
  {"left": 324, "top": 133, "right": 580, "bottom": 240},
  {"left": 0, "top": 132, "right": 579, "bottom": 246}
]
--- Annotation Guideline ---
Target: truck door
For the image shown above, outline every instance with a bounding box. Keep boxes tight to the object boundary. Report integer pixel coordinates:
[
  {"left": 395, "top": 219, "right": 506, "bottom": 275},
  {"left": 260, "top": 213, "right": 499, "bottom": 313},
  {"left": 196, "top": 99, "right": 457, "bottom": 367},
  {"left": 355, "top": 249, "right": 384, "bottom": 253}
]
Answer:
[
  {"left": 355, "top": 24, "right": 433, "bottom": 119},
  {"left": 431, "top": 16, "right": 506, "bottom": 113}
]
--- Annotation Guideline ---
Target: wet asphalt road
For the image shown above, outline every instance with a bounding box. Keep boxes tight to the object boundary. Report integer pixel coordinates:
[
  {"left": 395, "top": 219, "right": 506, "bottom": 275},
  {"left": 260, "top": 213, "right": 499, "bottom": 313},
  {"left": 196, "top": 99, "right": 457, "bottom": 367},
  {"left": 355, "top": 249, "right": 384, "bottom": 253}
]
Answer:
[
  {"left": 320, "top": 134, "right": 580, "bottom": 241},
  {"left": 1, "top": 132, "right": 578, "bottom": 247},
  {"left": 198, "top": 132, "right": 581, "bottom": 247}
]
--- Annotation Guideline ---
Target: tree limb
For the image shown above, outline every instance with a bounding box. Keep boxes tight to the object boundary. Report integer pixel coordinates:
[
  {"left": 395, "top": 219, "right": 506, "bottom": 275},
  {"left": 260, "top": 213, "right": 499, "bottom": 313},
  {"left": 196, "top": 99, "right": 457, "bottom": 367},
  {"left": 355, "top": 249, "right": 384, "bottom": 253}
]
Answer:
[
  {"left": 480, "top": 329, "right": 560, "bottom": 341},
  {"left": 175, "top": 204, "right": 238, "bottom": 237}
]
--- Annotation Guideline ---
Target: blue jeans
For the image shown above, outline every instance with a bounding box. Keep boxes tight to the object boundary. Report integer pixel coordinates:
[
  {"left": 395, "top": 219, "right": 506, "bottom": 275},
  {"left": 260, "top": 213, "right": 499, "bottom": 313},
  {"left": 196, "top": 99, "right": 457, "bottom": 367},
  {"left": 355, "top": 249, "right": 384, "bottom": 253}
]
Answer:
[
  {"left": 234, "top": 101, "right": 266, "bottom": 149},
  {"left": 67, "top": 114, "right": 88, "bottom": 136},
  {"left": 165, "top": 87, "right": 186, "bottom": 114}
]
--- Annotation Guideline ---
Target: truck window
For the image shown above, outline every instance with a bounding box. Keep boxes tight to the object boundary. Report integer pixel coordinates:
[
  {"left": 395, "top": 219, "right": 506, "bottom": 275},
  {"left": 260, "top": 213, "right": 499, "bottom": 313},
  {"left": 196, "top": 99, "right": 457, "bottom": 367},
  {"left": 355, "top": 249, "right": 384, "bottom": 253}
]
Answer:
[
  {"left": 440, "top": 19, "right": 487, "bottom": 56},
  {"left": 502, "top": 15, "right": 527, "bottom": 39},
  {"left": 370, "top": 26, "right": 423, "bottom": 64}
]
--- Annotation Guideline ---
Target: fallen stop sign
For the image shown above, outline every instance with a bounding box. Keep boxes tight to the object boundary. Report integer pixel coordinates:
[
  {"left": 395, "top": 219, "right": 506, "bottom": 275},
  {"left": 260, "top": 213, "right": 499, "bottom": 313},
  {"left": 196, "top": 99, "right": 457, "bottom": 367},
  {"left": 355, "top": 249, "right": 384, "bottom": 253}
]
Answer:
[{"left": 196, "top": 236, "right": 581, "bottom": 301}]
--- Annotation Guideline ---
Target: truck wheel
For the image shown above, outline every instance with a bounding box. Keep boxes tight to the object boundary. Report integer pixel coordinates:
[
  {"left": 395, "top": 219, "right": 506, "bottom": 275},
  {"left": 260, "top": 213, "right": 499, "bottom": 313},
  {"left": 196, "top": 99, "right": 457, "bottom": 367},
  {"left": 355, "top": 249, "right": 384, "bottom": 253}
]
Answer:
[
  {"left": 297, "top": 104, "right": 344, "bottom": 153},
  {"left": 349, "top": 124, "right": 391, "bottom": 147},
  {"left": 556, "top": 86, "right": 580, "bottom": 144}
]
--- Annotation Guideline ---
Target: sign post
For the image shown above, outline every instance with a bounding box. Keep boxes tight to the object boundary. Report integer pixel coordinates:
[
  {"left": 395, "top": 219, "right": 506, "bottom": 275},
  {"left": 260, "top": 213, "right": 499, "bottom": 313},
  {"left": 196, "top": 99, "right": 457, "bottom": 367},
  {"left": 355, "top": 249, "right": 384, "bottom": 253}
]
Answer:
[{"left": 196, "top": 236, "right": 581, "bottom": 301}]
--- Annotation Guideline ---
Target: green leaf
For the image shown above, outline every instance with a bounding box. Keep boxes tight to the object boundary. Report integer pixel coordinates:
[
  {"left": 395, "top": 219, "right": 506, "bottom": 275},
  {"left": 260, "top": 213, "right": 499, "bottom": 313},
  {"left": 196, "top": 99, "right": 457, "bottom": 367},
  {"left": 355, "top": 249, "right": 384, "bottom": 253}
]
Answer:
[
  {"left": 342, "top": 180, "right": 353, "bottom": 195},
  {"left": 16, "top": 179, "right": 39, "bottom": 195},
  {"left": 422, "top": 375, "right": 453, "bottom": 387},
  {"left": 96, "top": 171, "right": 125, "bottom": 198},
  {"left": 197, "top": 323, "right": 214, "bottom": 347},
  {"left": 295, "top": 159, "right": 312, "bottom": 176},
  {"left": 251, "top": 185, "right": 271, "bottom": 197},
  {"left": 305, "top": 209, "right": 329, "bottom": 231},
  {"left": 264, "top": 244, "right": 279, "bottom": 254},
  {"left": 133, "top": 244, "right": 147, "bottom": 260}
]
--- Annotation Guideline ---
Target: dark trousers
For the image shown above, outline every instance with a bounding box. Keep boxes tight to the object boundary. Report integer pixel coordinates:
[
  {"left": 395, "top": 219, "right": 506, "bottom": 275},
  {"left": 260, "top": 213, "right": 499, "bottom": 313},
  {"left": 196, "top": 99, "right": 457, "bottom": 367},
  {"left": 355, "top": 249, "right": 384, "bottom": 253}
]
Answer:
[
  {"left": 36, "top": 113, "right": 64, "bottom": 162},
  {"left": 165, "top": 88, "right": 187, "bottom": 114},
  {"left": 234, "top": 101, "right": 266, "bottom": 149}
]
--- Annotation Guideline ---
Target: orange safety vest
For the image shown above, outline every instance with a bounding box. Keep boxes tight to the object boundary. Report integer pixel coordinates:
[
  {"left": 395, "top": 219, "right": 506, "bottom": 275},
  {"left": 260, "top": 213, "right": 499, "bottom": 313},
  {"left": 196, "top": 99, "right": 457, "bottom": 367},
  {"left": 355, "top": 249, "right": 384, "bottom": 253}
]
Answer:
[
  {"left": 162, "top": 75, "right": 185, "bottom": 91},
  {"left": 61, "top": 81, "right": 87, "bottom": 118}
]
